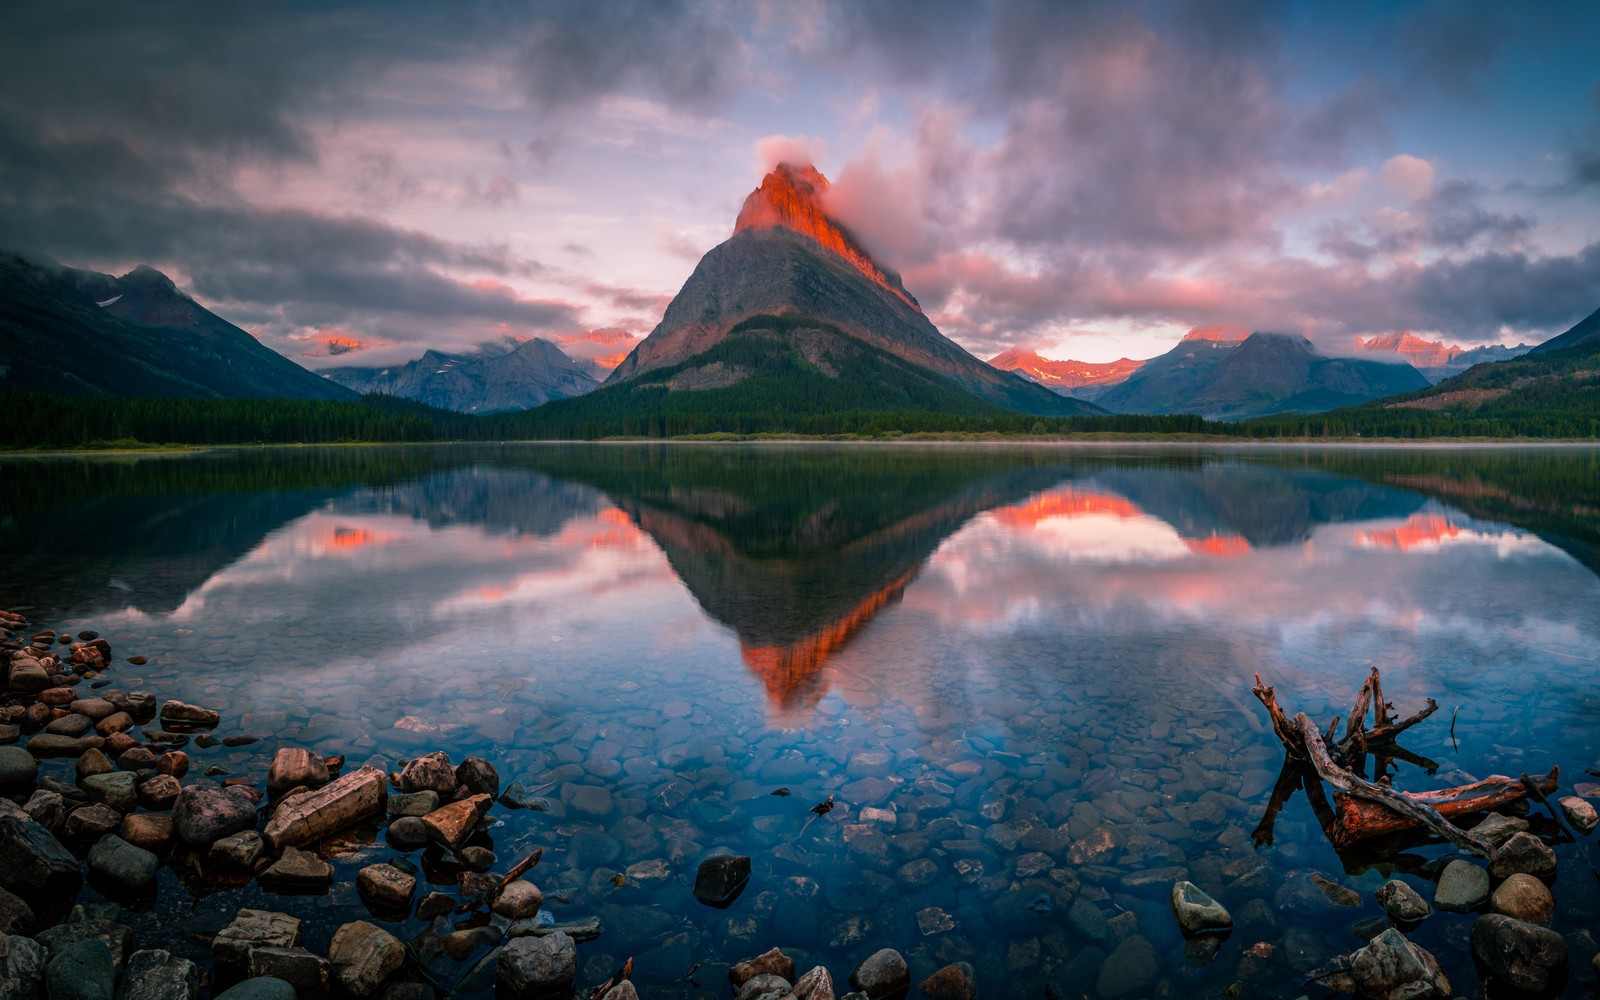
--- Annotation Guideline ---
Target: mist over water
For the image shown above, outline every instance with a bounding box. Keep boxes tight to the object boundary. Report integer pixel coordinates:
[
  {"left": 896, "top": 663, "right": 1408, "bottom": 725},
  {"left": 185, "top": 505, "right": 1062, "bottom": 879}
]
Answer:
[{"left": 3, "top": 443, "right": 1599, "bottom": 996}]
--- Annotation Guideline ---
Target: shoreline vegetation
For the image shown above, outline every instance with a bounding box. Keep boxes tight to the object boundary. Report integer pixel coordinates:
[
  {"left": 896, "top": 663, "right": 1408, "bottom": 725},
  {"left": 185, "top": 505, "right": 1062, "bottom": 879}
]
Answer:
[{"left": 0, "top": 390, "right": 1596, "bottom": 452}]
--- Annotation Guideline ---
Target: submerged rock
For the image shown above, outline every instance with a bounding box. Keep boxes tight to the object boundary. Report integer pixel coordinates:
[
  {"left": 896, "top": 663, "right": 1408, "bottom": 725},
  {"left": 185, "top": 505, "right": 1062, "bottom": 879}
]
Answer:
[
  {"left": 1349, "top": 928, "right": 1449, "bottom": 1000},
  {"left": 1471, "top": 913, "right": 1567, "bottom": 994},
  {"left": 173, "top": 786, "right": 257, "bottom": 849},
  {"left": 496, "top": 932, "right": 576, "bottom": 999},
  {"left": 1170, "top": 880, "right": 1231, "bottom": 935},
  {"left": 850, "top": 948, "right": 909, "bottom": 999},
  {"left": 917, "top": 961, "right": 976, "bottom": 1000},
  {"left": 1433, "top": 860, "right": 1489, "bottom": 912},
  {"left": 1488, "top": 832, "right": 1557, "bottom": 880},
  {"left": 694, "top": 854, "right": 751, "bottom": 907},
  {"left": 118, "top": 948, "right": 200, "bottom": 1000},
  {"left": 328, "top": 921, "right": 404, "bottom": 999},
  {"left": 1375, "top": 880, "right": 1431, "bottom": 923}
]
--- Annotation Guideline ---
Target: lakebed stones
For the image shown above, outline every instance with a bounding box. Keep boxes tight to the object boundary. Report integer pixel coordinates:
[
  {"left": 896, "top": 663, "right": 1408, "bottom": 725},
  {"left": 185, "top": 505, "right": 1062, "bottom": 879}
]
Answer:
[
  {"left": 850, "top": 948, "right": 910, "bottom": 999},
  {"left": 1471, "top": 913, "right": 1568, "bottom": 994},
  {"left": 87, "top": 834, "right": 158, "bottom": 893},
  {"left": 731, "top": 947, "right": 795, "bottom": 988},
  {"left": 118, "top": 948, "right": 200, "bottom": 1000},
  {"left": 1433, "top": 859, "right": 1490, "bottom": 912},
  {"left": 158, "top": 701, "right": 219, "bottom": 728},
  {"left": 266, "top": 748, "right": 328, "bottom": 797},
  {"left": 173, "top": 786, "right": 258, "bottom": 849},
  {"left": 1375, "top": 879, "right": 1431, "bottom": 922},
  {"left": 1489, "top": 873, "right": 1555, "bottom": 924},
  {"left": 46, "top": 938, "right": 115, "bottom": 1000},
  {"left": 210, "top": 831, "right": 265, "bottom": 870},
  {"left": 1170, "top": 880, "right": 1232, "bottom": 935},
  {"left": 328, "top": 921, "right": 404, "bottom": 998},
  {"left": 262, "top": 766, "right": 387, "bottom": 851},
  {"left": 0, "top": 934, "right": 47, "bottom": 999},
  {"left": 917, "top": 961, "right": 976, "bottom": 1000},
  {"left": 259, "top": 847, "right": 333, "bottom": 890},
  {"left": 0, "top": 812, "right": 81, "bottom": 905},
  {"left": 0, "top": 745, "right": 36, "bottom": 788},
  {"left": 491, "top": 880, "right": 543, "bottom": 920},
  {"left": 1350, "top": 928, "right": 1449, "bottom": 1000},
  {"left": 214, "top": 910, "right": 301, "bottom": 976},
  {"left": 495, "top": 931, "right": 576, "bottom": 999},
  {"left": 694, "top": 854, "right": 751, "bottom": 907},
  {"left": 356, "top": 864, "right": 416, "bottom": 912}
]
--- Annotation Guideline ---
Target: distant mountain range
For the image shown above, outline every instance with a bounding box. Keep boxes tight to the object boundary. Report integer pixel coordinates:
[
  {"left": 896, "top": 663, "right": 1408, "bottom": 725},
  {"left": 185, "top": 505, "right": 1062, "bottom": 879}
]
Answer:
[
  {"left": 987, "top": 348, "right": 1143, "bottom": 394},
  {"left": 0, "top": 254, "right": 353, "bottom": 400},
  {"left": 1351, "top": 332, "right": 1532, "bottom": 382},
  {"left": 323, "top": 338, "right": 598, "bottom": 413},
  {"left": 574, "top": 162, "right": 1097, "bottom": 422}
]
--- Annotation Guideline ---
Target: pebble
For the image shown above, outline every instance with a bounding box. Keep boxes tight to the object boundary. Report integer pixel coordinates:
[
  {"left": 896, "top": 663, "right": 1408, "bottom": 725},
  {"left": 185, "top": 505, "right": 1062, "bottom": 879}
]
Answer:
[
  {"left": 1375, "top": 879, "right": 1431, "bottom": 922},
  {"left": 1433, "top": 860, "right": 1489, "bottom": 912}
]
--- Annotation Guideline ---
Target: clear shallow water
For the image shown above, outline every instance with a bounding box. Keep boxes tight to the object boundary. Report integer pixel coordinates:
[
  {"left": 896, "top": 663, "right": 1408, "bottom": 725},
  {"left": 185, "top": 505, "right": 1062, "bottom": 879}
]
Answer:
[{"left": 4, "top": 443, "right": 1600, "bottom": 998}]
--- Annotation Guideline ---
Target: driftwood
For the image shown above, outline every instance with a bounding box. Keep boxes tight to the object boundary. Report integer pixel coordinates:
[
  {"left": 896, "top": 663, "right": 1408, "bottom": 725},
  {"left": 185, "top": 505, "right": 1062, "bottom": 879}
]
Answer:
[{"left": 1252, "top": 669, "right": 1554, "bottom": 859}]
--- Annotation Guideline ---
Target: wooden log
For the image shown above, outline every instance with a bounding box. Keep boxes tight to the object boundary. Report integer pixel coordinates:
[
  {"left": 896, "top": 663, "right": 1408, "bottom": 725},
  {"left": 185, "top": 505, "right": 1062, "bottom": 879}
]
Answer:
[
  {"left": 1293, "top": 713, "right": 1498, "bottom": 858},
  {"left": 263, "top": 765, "right": 388, "bottom": 850},
  {"left": 1251, "top": 674, "right": 1301, "bottom": 757},
  {"left": 1332, "top": 766, "right": 1558, "bottom": 846}
]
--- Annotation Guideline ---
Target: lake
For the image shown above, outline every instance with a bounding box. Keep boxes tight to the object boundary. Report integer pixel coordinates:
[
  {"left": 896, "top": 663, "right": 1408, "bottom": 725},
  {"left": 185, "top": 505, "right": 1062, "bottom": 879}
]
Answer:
[{"left": 4, "top": 442, "right": 1600, "bottom": 998}]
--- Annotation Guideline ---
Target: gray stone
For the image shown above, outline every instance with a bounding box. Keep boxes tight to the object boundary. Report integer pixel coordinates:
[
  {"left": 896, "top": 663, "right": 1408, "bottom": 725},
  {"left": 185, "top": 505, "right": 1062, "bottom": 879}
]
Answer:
[
  {"left": 506, "top": 917, "right": 602, "bottom": 942},
  {"left": 356, "top": 864, "right": 415, "bottom": 912},
  {"left": 398, "top": 752, "right": 455, "bottom": 796},
  {"left": 173, "top": 785, "right": 257, "bottom": 848},
  {"left": 213, "top": 910, "right": 301, "bottom": 976},
  {"left": 0, "top": 933, "right": 47, "bottom": 1000},
  {"left": 1560, "top": 795, "right": 1598, "bottom": 834},
  {"left": 1066, "top": 896, "right": 1111, "bottom": 946},
  {"left": 213, "top": 978, "right": 298, "bottom": 1000},
  {"left": 693, "top": 854, "right": 750, "bottom": 907},
  {"left": 247, "top": 946, "right": 327, "bottom": 999},
  {"left": 1488, "top": 831, "right": 1557, "bottom": 880},
  {"left": 455, "top": 757, "right": 499, "bottom": 798},
  {"left": 495, "top": 932, "right": 576, "bottom": 998},
  {"left": 563, "top": 784, "right": 613, "bottom": 817},
  {"left": 1095, "top": 936, "right": 1158, "bottom": 999},
  {"left": 27, "top": 733, "right": 105, "bottom": 758},
  {"left": 259, "top": 847, "right": 332, "bottom": 890},
  {"left": 81, "top": 772, "right": 138, "bottom": 813},
  {"left": 849, "top": 948, "right": 908, "bottom": 999},
  {"left": 36, "top": 921, "right": 133, "bottom": 970},
  {"left": 1375, "top": 879, "right": 1431, "bottom": 922},
  {"left": 1170, "top": 880, "right": 1231, "bottom": 935},
  {"left": 328, "top": 921, "right": 404, "bottom": 999},
  {"left": 1470, "top": 812, "right": 1529, "bottom": 846},
  {"left": 385, "top": 816, "right": 428, "bottom": 849},
  {"left": 1433, "top": 859, "right": 1489, "bottom": 912},
  {"left": 385, "top": 791, "right": 438, "bottom": 817},
  {"left": 115, "top": 949, "right": 199, "bottom": 1000},
  {"left": 0, "top": 887, "right": 35, "bottom": 936},
  {"left": 735, "top": 974, "right": 793, "bottom": 1000},
  {"left": 1349, "top": 928, "right": 1449, "bottom": 1000},
  {"left": 88, "top": 835, "right": 158, "bottom": 893},
  {"left": 47, "top": 939, "right": 115, "bottom": 1000},
  {"left": 47, "top": 714, "right": 94, "bottom": 737},
  {"left": 1471, "top": 913, "right": 1567, "bottom": 994},
  {"left": 209, "top": 831, "right": 265, "bottom": 870},
  {"left": 0, "top": 746, "right": 38, "bottom": 788},
  {"left": 0, "top": 813, "right": 81, "bottom": 905},
  {"left": 794, "top": 966, "right": 837, "bottom": 1000},
  {"left": 492, "top": 880, "right": 542, "bottom": 920}
]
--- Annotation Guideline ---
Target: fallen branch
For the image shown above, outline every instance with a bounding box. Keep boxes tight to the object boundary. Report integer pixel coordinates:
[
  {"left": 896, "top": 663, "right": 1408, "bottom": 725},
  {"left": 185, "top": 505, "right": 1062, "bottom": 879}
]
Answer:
[{"left": 1294, "top": 712, "right": 1499, "bottom": 859}]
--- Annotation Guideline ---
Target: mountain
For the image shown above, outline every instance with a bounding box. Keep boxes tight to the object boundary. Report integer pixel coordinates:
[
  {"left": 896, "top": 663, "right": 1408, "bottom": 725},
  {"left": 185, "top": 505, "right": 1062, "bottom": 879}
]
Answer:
[
  {"left": 1097, "top": 331, "right": 1429, "bottom": 420},
  {"left": 323, "top": 338, "right": 598, "bottom": 413},
  {"left": 1528, "top": 305, "right": 1600, "bottom": 355},
  {"left": 987, "top": 348, "right": 1144, "bottom": 398},
  {"left": 0, "top": 253, "right": 354, "bottom": 400},
  {"left": 589, "top": 163, "right": 1096, "bottom": 419},
  {"left": 1353, "top": 331, "right": 1532, "bottom": 383}
]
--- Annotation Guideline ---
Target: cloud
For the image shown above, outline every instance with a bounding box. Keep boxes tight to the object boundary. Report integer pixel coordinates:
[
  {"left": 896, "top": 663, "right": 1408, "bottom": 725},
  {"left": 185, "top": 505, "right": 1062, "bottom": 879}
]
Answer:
[
  {"left": 754, "top": 134, "right": 827, "bottom": 173},
  {"left": 1381, "top": 155, "right": 1435, "bottom": 199}
]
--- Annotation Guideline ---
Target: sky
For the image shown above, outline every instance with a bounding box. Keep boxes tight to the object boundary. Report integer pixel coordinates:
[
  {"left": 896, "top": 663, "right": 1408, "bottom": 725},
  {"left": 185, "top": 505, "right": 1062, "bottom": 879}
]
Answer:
[{"left": 2, "top": 0, "right": 1598, "bottom": 367}]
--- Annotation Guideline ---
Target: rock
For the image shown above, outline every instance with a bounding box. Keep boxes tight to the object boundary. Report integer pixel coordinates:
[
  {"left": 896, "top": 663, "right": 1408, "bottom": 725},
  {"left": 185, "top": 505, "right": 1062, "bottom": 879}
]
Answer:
[
  {"left": 398, "top": 752, "right": 456, "bottom": 796},
  {"left": 1471, "top": 812, "right": 1529, "bottom": 846},
  {"left": 356, "top": 864, "right": 416, "bottom": 912},
  {"left": 259, "top": 847, "right": 333, "bottom": 890},
  {"left": 735, "top": 974, "right": 792, "bottom": 1000},
  {"left": 1433, "top": 859, "right": 1489, "bottom": 912},
  {"left": 0, "top": 887, "right": 35, "bottom": 936},
  {"left": 386, "top": 816, "right": 428, "bottom": 849},
  {"left": 173, "top": 785, "right": 257, "bottom": 849},
  {"left": 459, "top": 846, "right": 495, "bottom": 871},
  {"left": 65, "top": 803, "right": 122, "bottom": 845},
  {"left": 120, "top": 814, "right": 174, "bottom": 854},
  {"left": 495, "top": 931, "right": 576, "bottom": 998},
  {"left": 492, "top": 880, "right": 542, "bottom": 920},
  {"left": 76, "top": 748, "right": 115, "bottom": 781},
  {"left": 418, "top": 793, "right": 490, "bottom": 850},
  {"left": 455, "top": 757, "right": 499, "bottom": 798},
  {"left": 261, "top": 766, "right": 387, "bottom": 851},
  {"left": 599, "top": 985, "right": 638, "bottom": 1000},
  {"left": 247, "top": 947, "right": 328, "bottom": 999},
  {"left": 46, "top": 939, "right": 115, "bottom": 1000},
  {"left": 732, "top": 947, "right": 795, "bottom": 988},
  {"left": 82, "top": 772, "right": 138, "bottom": 813},
  {"left": 694, "top": 854, "right": 750, "bottom": 907},
  {"left": 794, "top": 966, "right": 836, "bottom": 1000},
  {"left": 116, "top": 949, "right": 199, "bottom": 1000},
  {"left": 0, "top": 812, "right": 81, "bottom": 905},
  {"left": 5, "top": 658, "right": 49, "bottom": 693},
  {"left": 386, "top": 791, "right": 439, "bottom": 817},
  {"left": 563, "top": 783, "right": 613, "bottom": 818},
  {"left": 849, "top": 948, "right": 909, "bottom": 999},
  {"left": 23, "top": 789, "right": 66, "bottom": 832},
  {"left": 96, "top": 712, "right": 134, "bottom": 736},
  {"left": 210, "top": 831, "right": 265, "bottom": 870},
  {"left": 1489, "top": 873, "right": 1555, "bottom": 924},
  {"left": 1471, "top": 913, "right": 1567, "bottom": 994},
  {"left": 1375, "top": 880, "right": 1431, "bottom": 922},
  {"left": 1066, "top": 896, "right": 1111, "bottom": 946},
  {"left": 88, "top": 835, "right": 158, "bottom": 893},
  {"left": 37, "top": 921, "right": 134, "bottom": 969},
  {"left": 154, "top": 752, "right": 188, "bottom": 778},
  {"left": 26, "top": 733, "right": 105, "bottom": 758},
  {"left": 47, "top": 714, "right": 95, "bottom": 737},
  {"left": 136, "top": 774, "right": 181, "bottom": 810},
  {"left": 1170, "top": 880, "right": 1232, "bottom": 936},
  {"left": 1561, "top": 794, "right": 1599, "bottom": 832},
  {"left": 0, "top": 746, "right": 39, "bottom": 788},
  {"left": 507, "top": 917, "right": 602, "bottom": 942},
  {"left": 1488, "top": 832, "right": 1557, "bottom": 880},
  {"left": 213, "top": 979, "right": 297, "bottom": 1000},
  {"left": 266, "top": 749, "right": 328, "bottom": 797},
  {"left": 917, "top": 962, "right": 976, "bottom": 1000},
  {"left": 328, "top": 921, "right": 404, "bottom": 999},
  {"left": 1094, "top": 936, "right": 1157, "bottom": 999},
  {"left": 1349, "top": 927, "right": 1449, "bottom": 1000},
  {"left": 0, "top": 933, "right": 47, "bottom": 1000},
  {"left": 158, "top": 701, "right": 218, "bottom": 728},
  {"left": 214, "top": 911, "right": 302, "bottom": 977}
]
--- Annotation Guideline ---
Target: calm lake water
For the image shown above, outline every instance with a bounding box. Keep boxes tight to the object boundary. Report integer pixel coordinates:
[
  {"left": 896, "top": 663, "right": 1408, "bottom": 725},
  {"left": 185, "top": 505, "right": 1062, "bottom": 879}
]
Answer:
[{"left": 4, "top": 443, "right": 1600, "bottom": 998}]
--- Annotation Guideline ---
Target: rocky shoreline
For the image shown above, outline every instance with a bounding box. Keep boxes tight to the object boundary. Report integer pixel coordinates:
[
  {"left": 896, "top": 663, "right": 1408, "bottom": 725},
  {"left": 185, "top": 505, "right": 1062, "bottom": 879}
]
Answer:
[
  {"left": 5, "top": 610, "right": 1600, "bottom": 998},
  {"left": 0, "top": 613, "right": 977, "bottom": 999}
]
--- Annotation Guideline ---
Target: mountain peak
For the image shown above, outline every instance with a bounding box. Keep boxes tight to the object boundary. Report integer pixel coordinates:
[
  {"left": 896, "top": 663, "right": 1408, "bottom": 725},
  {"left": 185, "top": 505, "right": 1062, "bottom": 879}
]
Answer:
[
  {"left": 1180, "top": 325, "right": 1251, "bottom": 343},
  {"left": 734, "top": 162, "right": 920, "bottom": 312}
]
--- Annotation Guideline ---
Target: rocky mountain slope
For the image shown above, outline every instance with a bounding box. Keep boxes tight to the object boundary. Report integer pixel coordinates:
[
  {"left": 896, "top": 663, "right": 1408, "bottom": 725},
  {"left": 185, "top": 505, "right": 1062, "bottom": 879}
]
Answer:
[{"left": 323, "top": 338, "right": 597, "bottom": 413}]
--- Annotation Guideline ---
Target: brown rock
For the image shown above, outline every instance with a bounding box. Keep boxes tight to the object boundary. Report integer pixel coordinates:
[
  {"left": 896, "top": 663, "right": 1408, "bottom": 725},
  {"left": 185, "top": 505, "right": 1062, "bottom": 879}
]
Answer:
[
  {"left": 95, "top": 711, "right": 134, "bottom": 736},
  {"left": 268, "top": 747, "right": 330, "bottom": 797},
  {"left": 1489, "top": 873, "right": 1555, "bottom": 925},
  {"left": 260, "top": 846, "right": 333, "bottom": 889},
  {"left": 120, "top": 813, "right": 174, "bottom": 852},
  {"left": 731, "top": 947, "right": 795, "bottom": 988},
  {"left": 159, "top": 701, "right": 219, "bottom": 728},
  {"left": 1488, "top": 832, "right": 1557, "bottom": 880},
  {"left": 75, "top": 748, "right": 114, "bottom": 781},
  {"left": 137, "top": 774, "right": 182, "bottom": 810},
  {"left": 419, "top": 793, "right": 491, "bottom": 850},
  {"left": 918, "top": 962, "right": 977, "bottom": 1000},
  {"left": 103, "top": 732, "right": 139, "bottom": 757},
  {"left": 155, "top": 751, "right": 189, "bottom": 778},
  {"left": 38, "top": 688, "right": 76, "bottom": 707},
  {"left": 261, "top": 765, "right": 388, "bottom": 851}
]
